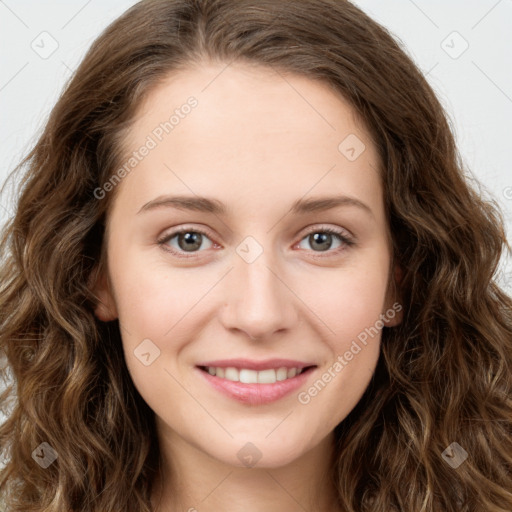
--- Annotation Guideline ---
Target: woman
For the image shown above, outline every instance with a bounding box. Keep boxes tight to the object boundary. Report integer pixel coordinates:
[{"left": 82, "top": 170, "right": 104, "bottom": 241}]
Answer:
[{"left": 1, "top": 1, "right": 511, "bottom": 511}]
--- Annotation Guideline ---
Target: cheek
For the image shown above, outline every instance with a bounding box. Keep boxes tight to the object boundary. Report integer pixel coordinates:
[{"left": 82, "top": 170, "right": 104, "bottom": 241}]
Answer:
[
  {"left": 301, "top": 255, "right": 390, "bottom": 346},
  {"left": 109, "top": 258, "right": 197, "bottom": 411},
  {"left": 298, "top": 253, "right": 388, "bottom": 409},
  {"left": 109, "top": 247, "right": 198, "bottom": 337},
  {"left": 295, "top": 275, "right": 386, "bottom": 431}
]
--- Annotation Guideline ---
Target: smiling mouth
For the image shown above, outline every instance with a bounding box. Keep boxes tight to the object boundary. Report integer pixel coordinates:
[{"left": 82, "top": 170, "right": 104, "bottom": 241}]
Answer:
[{"left": 197, "top": 365, "right": 317, "bottom": 384}]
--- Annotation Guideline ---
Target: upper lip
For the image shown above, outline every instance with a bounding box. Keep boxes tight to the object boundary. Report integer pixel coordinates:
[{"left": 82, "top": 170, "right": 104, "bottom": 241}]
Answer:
[{"left": 196, "top": 358, "right": 316, "bottom": 371}]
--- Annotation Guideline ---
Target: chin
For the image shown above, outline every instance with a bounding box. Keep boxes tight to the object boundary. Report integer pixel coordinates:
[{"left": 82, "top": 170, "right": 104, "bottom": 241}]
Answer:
[{"left": 206, "top": 436, "right": 311, "bottom": 470}]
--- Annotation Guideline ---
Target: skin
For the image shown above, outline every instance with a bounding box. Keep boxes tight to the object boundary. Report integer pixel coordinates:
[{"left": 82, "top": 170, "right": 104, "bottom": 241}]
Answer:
[{"left": 92, "top": 61, "right": 402, "bottom": 512}]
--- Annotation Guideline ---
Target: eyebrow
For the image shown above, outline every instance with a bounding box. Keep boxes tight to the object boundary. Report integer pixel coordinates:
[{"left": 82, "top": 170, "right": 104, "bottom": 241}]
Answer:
[{"left": 137, "top": 194, "right": 373, "bottom": 217}]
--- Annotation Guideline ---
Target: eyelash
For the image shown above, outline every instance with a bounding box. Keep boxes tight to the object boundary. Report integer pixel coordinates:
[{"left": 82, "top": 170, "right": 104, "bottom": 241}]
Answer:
[{"left": 156, "top": 225, "right": 355, "bottom": 259}]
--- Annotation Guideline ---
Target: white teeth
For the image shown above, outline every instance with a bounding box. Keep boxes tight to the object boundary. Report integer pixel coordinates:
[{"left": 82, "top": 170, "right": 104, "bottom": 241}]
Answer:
[
  {"left": 224, "top": 367, "right": 239, "bottom": 381},
  {"left": 258, "top": 368, "right": 276, "bottom": 384},
  {"left": 287, "top": 368, "right": 297, "bottom": 379},
  {"left": 276, "top": 367, "right": 288, "bottom": 381},
  {"left": 257, "top": 369, "right": 276, "bottom": 384},
  {"left": 239, "top": 369, "right": 258, "bottom": 384},
  {"left": 203, "top": 365, "right": 307, "bottom": 383}
]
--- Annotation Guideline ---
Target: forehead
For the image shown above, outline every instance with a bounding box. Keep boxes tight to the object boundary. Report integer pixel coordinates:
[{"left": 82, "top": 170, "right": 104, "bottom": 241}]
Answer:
[{"left": 112, "top": 62, "right": 383, "bottom": 219}]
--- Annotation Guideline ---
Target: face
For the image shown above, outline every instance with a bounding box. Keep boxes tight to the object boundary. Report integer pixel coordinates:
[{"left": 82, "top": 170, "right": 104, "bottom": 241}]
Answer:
[{"left": 93, "top": 61, "right": 402, "bottom": 469}]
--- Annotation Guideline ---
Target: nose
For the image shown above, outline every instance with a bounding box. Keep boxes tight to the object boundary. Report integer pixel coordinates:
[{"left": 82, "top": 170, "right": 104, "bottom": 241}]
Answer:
[{"left": 219, "top": 249, "right": 298, "bottom": 341}]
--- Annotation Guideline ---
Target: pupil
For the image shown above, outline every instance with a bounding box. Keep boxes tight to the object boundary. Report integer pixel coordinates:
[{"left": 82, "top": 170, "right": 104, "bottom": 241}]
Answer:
[
  {"left": 311, "top": 232, "right": 332, "bottom": 251},
  {"left": 179, "top": 232, "right": 202, "bottom": 251}
]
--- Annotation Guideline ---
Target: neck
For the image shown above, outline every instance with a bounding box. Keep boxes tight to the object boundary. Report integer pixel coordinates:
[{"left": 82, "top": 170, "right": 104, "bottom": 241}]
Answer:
[{"left": 150, "top": 421, "right": 341, "bottom": 512}]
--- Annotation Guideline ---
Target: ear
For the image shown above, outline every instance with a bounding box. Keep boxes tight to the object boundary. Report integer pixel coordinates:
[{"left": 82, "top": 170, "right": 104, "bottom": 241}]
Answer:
[
  {"left": 383, "top": 264, "right": 403, "bottom": 327},
  {"left": 88, "top": 265, "right": 118, "bottom": 322}
]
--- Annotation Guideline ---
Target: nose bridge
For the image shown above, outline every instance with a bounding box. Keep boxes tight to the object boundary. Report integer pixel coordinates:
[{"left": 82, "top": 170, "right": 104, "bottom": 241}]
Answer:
[{"left": 221, "top": 237, "right": 297, "bottom": 339}]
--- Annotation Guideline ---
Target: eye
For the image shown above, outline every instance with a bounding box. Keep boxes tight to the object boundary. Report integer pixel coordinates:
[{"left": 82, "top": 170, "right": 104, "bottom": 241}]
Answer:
[
  {"left": 295, "top": 226, "right": 355, "bottom": 255},
  {"left": 157, "top": 224, "right": 355, "bottom": 259},
  {"left": 157, "top": 227, "right": 216, "bottom": 258}
]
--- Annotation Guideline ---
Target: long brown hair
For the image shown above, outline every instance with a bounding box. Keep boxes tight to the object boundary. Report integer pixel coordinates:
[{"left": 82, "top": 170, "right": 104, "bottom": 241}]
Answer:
[{"left": 1, "top": 1, "right": 511, "bottom": 510}]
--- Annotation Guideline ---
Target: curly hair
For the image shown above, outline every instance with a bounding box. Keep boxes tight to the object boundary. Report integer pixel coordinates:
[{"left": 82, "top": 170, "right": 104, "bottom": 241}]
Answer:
[{"left": 1, "top": 0, "right": 511, "bottom": 510}]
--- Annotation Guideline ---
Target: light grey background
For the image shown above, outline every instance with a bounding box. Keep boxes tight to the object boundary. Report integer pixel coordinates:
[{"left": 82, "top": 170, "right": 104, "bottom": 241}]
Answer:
[{"left": 1, "top": 1, "right": 512, "bottom": 427}]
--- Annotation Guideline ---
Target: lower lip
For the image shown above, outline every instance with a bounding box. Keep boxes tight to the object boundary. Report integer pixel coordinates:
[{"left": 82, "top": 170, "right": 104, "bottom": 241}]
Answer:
[{"left": 196, "top": 366, "right": 316, "bottom": 405}]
